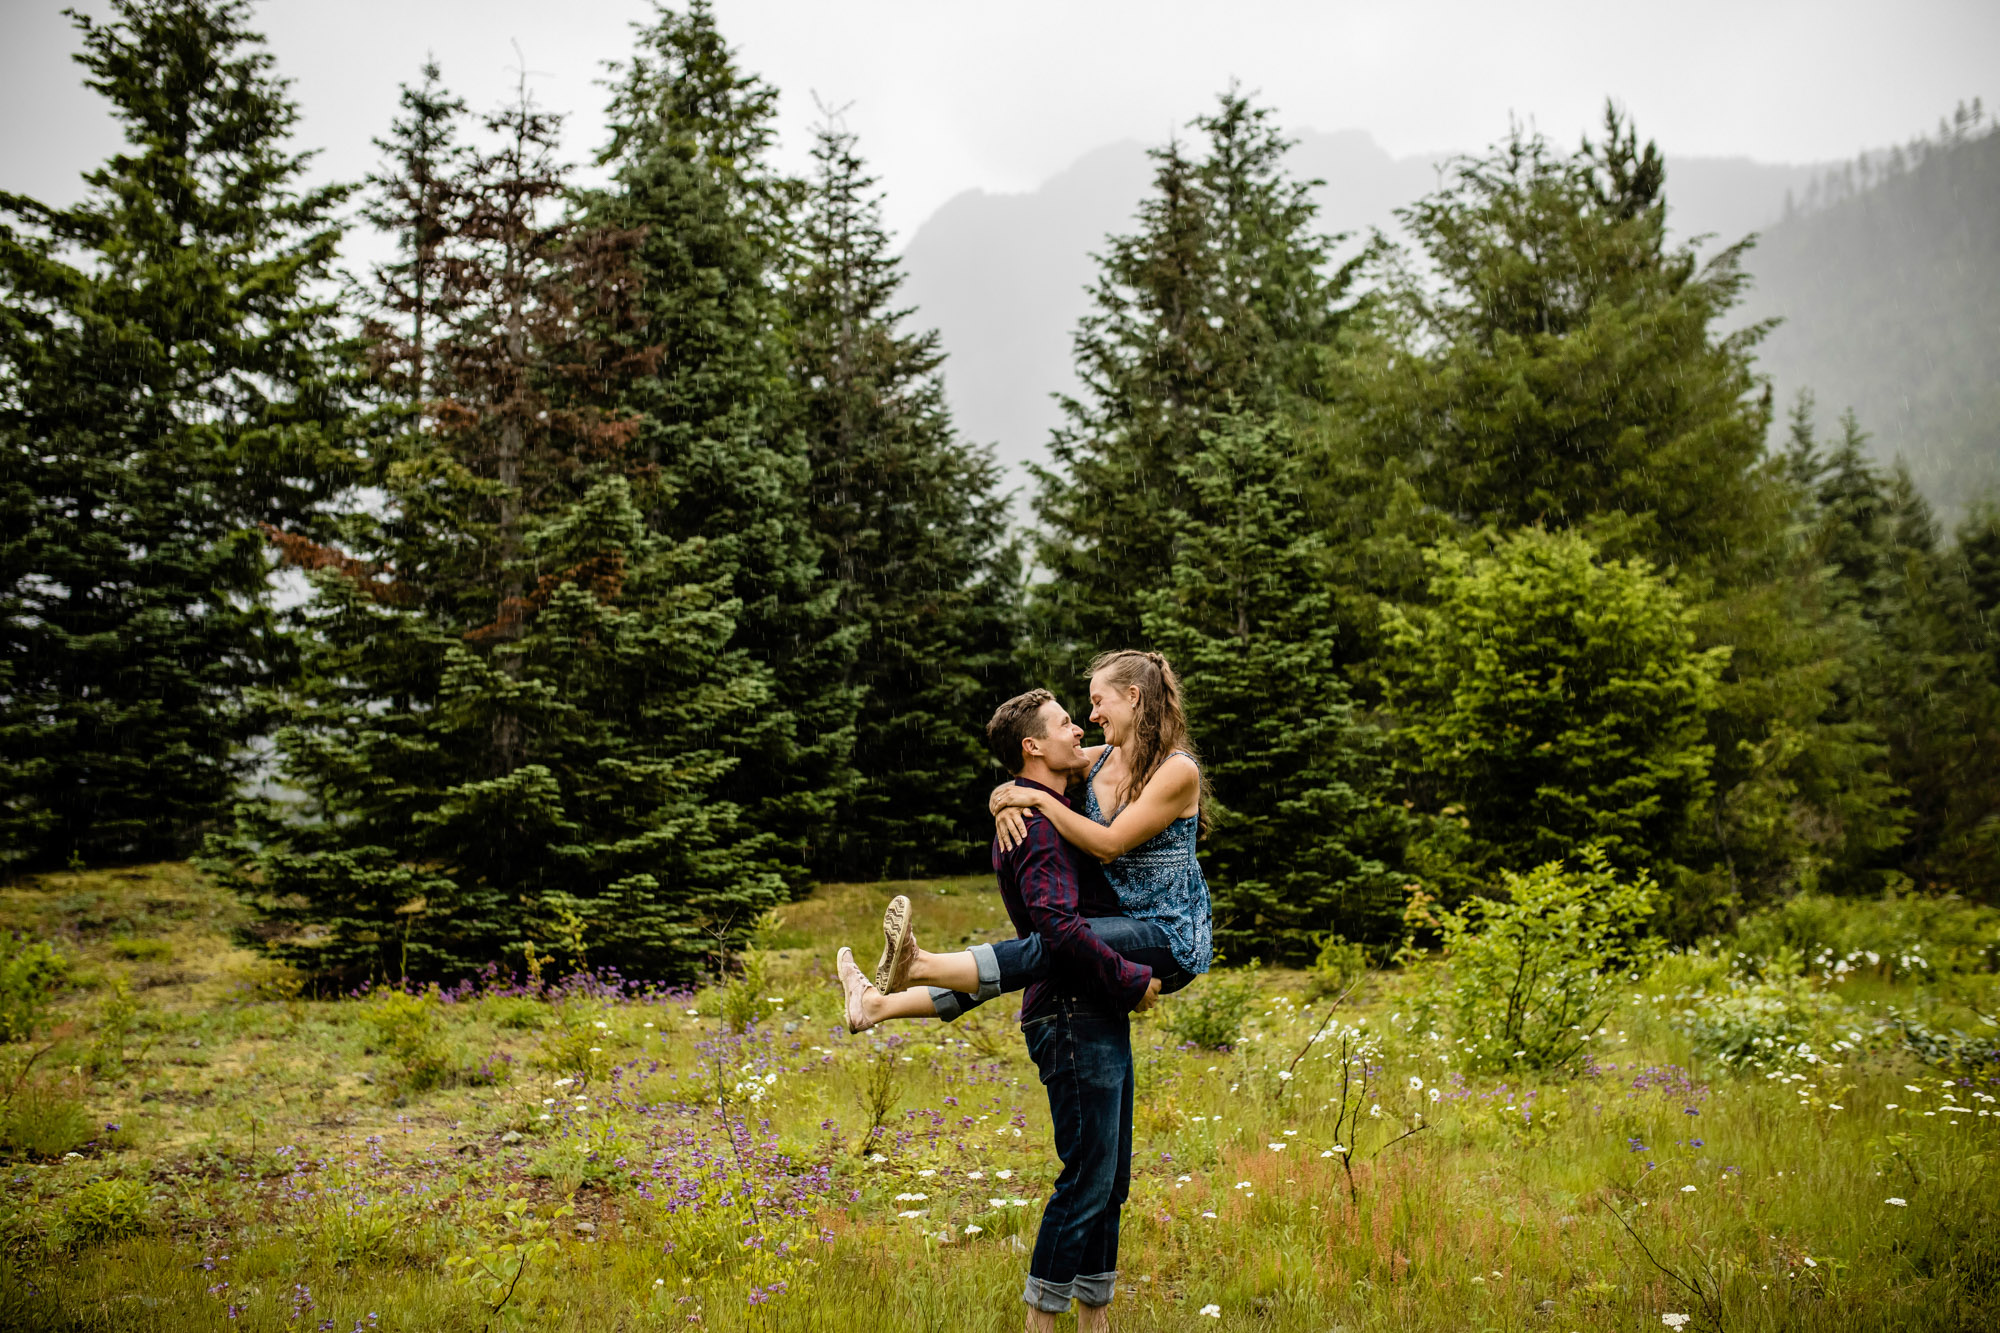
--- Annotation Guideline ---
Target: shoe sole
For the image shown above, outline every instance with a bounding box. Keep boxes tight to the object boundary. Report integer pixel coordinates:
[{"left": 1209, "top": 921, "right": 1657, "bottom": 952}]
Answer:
[{"left": 875, "top": 894, "right": 914, "bottom": 993}]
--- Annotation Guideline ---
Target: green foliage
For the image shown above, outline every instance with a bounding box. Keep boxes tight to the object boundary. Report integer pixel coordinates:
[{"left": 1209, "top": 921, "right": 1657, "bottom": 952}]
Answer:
[
  {"left": 1433, "top": 848, "right": 1661, "bottom": 1072},
  {"left": 1, "top": 1078, "right": 93, "bottom": 1160},
  {"left": 1143, "top": 412, "right": 1403, "bottom": 953},
  {"left": 1033, "top": 88, "right": 1357, "bottom": 668},
  {"left": 0, "top": 0, "right": 356, "bottom": 869},
  {"left": 1382, "top": 528, "right": 1727, "bottom": 899},
  {"left": 790, "top": 114, "right": 1019, "bottom": 877},
  {"left": 360, "top": 989, "right": 458, "bottom": 1093},
  {"left": 0, "top": 934, "right": 67, "bottom": 1043},
  {"left": 1304, "top": 934, "right": 1370, "bottom": 1002},
  {"left": 1161, "top": 963, "right": 1261, "bottom": 1050},
  {"left": 1732, "top": 890, "right": 2000, "bottom": 980},
  {"left": 1351, "top": 105, "right": 1777, "bottom": 583},
  {"left": 54, "top": 1178, "right": 148, "bottom": 1251},
  {"left": 211, "top": 70, "right": 791, "bottom": 982},
  {"left": 587, "top": 1, "right": 857, "bottom": 871}
]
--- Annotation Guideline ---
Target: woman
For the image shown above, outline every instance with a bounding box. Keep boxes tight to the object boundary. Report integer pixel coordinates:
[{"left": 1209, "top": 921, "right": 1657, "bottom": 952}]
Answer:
[{"left": 836, "top": 649, "right": 1213, "bottom": 1031}]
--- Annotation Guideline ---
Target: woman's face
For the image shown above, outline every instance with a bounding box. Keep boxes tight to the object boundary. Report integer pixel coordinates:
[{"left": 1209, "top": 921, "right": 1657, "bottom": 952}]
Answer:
[{"left": 1087, "top": 670, "right": 1140, "bottom": 746}]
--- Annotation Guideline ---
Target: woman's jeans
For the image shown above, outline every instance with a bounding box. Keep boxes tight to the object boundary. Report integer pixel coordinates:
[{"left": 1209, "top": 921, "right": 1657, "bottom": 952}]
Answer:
[
  {"left": 927, "top": 916, "right": 1191, "bottom": 1021},
  {"left": 1020, "top": 997, "right": 1133, "bottom": 1313}
]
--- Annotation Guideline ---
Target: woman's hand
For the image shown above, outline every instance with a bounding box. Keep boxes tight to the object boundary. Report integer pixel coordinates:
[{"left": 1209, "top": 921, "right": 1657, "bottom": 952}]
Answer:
[
  {"left": 994, "top": 785, "right": 1052, "bottom": 813},
  {"left": 995, "top": 806, "right": 1030, "bottom": 852}
]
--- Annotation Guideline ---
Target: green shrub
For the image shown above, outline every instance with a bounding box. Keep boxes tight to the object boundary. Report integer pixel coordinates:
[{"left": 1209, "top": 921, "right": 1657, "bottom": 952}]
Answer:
[
  {"left": 536, "top": 1007, "right": 613, "bottom": 1082},
  {"left": 56, "top": 1178, "right": 148, "bottom": 1249},
  {"left": 1434, "top": 848, "right": 1660, "bottom": 1071},
  {"left": 1162, "top": 964, "right": 1260, "bottom": 1050},
  {"left": 2, "top": 1080, "right": 93, "bottom": 1159},
  {"left": 1666, "top": 967, "right": 1847, "bottom": 1071},
  {"left": 86, "top": 978, "right": 143, "bottom": 1078},
  {"left": 1304, "top": 934, "right": 1370, "bottom": 1002},
  {"left": 1731, "top": 890, "right": 2000, "bottom": 980},
  {"left": 483, "top": 996, "right": 547, "bottom": 1031},
  {"left": 716, "top": 950, "right": 772, "bottom": 1033},
  {"left": 0, "top": 933, "right": 68, "bottom": 1042},
  {"left": 107, "top": 937, "right": 173, "bottom": 963},
  {"left": 360, "top": 989, "right": 457, "bottom": 1093}
]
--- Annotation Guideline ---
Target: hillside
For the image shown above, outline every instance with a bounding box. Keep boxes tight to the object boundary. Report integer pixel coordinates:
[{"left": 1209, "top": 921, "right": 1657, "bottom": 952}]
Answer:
[
  {"left": 1740, "top": 124, "right": 2000, "bottom": 518},
  {"left": 901, "top": 128, "right": 1826, "bottom": 488}
]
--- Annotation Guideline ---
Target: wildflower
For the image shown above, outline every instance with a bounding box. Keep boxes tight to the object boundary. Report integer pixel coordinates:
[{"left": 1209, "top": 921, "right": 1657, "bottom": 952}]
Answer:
[
  {"left": 655, "top": 1279, "right": 666, "bottom": 1287},
  {"left": 988, "top": 1198, "right": 1009, "bottom": 1207},
  {"left": 1886, "top": 1197, "right": 1907, "bottom": 1206},
  {"left": 1904, "top": 1085, "right": 1923, "bottom": 1093},
  {"left": 553, "top": 1077, "right": 574, "bottom": 1087},
  {"left": 1199, "top": 1304, "right": 1222, "bottom": 1317},
  {"left": 963, "top": 1224, "right": 983, "bottom": 1236},
  {"left": 897, "top": 1209, "right": 925, "bottom": 1219},
  {"left": 1886, "top": 1104, "right": 1899, "bottom": 1110},
  {"left": 995, "top": 1169, "right": 1013, "bottom": 1180},
  {"left": 1235, "top": 1181, "right": 1253, "bottom": 1189},
  {"left": 1803, "top": 1257, "right": 1817, "bottom": 1268},
  {"left": 1200, "top": 1210, "right": 1217, "bottom": 1219},
  {"left": 1267, "top": 1142, "right": 1286, "bottom": 1151},
  {"left": 1428, "top": 1087, "right": 1441, "bottom": 1103},
  {"left": 1662, "top": 1316, "right": 1690, "bottom": 1330},
  {"left": 1369, "top": 1104, "right": 1383, "bottom": 1118},
  {"left": 1177, "top": 1174, "right": 1193, "bottom": 1182},
  {"left": 893, "top": 1193, "right": 928, "bottom": 1202},
  {"left": 1681, "top": 1185, "right": 1696, "bottom": 1192},
  {"left": 966, "top": 1171, "right": 984, "bottom": 1180},
  {"left": 1409, "top": 1076, "right": 1423, "bottom": 1091},
  {"left": 917, "top": 1169, "right": 936, "bottom": 1177},
  {"left": 1011, "top": 1198, "right": 1030, "bottom": 1206},
  {"left": 1283, "top": 1129, "right": 1297, "bottom": 1136}
]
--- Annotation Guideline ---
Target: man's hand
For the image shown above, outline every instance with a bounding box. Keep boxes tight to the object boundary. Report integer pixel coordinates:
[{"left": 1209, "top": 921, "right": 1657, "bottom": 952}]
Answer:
[{"left": 1133, "top": 976, "right": 1163, "bottom": 1013}]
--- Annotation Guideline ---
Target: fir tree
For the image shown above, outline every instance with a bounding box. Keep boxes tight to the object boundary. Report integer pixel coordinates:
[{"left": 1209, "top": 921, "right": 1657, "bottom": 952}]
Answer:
[
  {"left": 1033, "top": 88, "right": 1357, "bottom": 670},
  {"left": 790, "top": 113, "right": 1018, "bottom": 877},
  {"left": 1141, "top": 414, "right": 1401, "bottom": 955},
  {"left": 211, "top": 82, "right": 782, "bottom": 982},
  {"left": 1361, "top": 105, "right": 1778, "bottom": 580},
  {"left": 586, "top": 1, "right": 855, "bottom": 877},
  {"left": 0, "top": 0, "right": 354, "bottom": 870}
]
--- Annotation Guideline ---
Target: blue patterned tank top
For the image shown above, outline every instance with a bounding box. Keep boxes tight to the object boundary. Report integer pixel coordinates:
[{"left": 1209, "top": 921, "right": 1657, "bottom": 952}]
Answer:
[{"left": 1083, "top": 747, "right": 1213, "bottom": 975}]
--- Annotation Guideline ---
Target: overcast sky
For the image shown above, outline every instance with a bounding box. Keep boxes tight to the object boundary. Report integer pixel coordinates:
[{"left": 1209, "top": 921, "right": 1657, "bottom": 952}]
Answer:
[{"left": 4, "top": 0, "right": 1995, "bottom": 243}]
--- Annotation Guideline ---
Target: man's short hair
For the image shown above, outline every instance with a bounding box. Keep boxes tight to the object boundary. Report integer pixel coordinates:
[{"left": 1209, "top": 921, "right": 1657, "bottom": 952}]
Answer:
[{"left": 986, "top": 688, "right": 1056, "bottom": 774}]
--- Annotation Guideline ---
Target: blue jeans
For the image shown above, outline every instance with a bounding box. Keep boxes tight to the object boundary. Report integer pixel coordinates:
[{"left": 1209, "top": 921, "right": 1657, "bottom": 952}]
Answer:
[
  {"left": 1020, "top": 998, "right": 1132, "bottom": 1313},
  {"left": 927, "top": 916, "right": 1191, "bottom": 1021}
]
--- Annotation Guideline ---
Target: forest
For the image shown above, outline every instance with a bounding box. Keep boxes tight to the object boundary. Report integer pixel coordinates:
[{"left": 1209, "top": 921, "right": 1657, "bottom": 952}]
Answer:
[{"left": 4, "top": 4, "right": 2000, "bottom": 1330}]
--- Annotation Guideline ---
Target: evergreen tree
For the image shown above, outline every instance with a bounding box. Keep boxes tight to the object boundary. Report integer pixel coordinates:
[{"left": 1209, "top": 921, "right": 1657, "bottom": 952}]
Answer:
[
  {"left": 211, "top": 83, "right": 782, "bottom": 982},
  {"left": 585, "top": 2, "right": 855, "bottom": 877},
  {"left": 1033, "top": 88, "right": 1358, "bottom": 670},
  {"left": 0, "top": 0, "right": 354, "bottom": 870},
  {"left": 359, "top": 58, "right": 468, "bottom": 412},
  {"left": 1141, "top": 414, "right": 1401, "bottom": 955},
  {"left": 790, "top": 114, "right": 1018, "bottom": 877},
  {"left": 1355, "top": 105, "right": 1778, "bottom": 581}
]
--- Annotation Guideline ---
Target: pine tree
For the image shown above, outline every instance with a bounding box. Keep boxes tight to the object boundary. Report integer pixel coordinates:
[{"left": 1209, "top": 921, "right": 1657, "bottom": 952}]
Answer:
[
  {"left": 1032, "top": 88, "right": 1357, "bottom": 670},
  {"left": 789, "top": 114, "right": 1019, "bottom": 877},
  {"left": 0, "top": 0, "right": 354, "bottom": 870},
  {"left": 1140, "top": 414, "right": 1401, "bottom": 955},
  {"left": 1361, "top": 105, "right": 1778, "bottom": 581},
  {"left": 210, "top": 81, "right": 783, "bottom": 983},
  {"left": 585, "top": 1, "right": 855, "bottom": 877}
]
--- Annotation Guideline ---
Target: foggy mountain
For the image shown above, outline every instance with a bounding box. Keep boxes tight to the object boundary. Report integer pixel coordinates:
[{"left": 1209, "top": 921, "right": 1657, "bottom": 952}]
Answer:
[
  {"left": 901, "top": 128, "right": 1828, "bottom": 494},
  {"left": 1740, "top": 121, "right": 2000, "bottom": 518}
]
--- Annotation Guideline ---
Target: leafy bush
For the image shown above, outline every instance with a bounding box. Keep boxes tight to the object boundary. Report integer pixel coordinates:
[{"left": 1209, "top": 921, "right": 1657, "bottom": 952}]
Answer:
[
  {"left": 1665, "top": 964, "right": 1850, "bottom": 1072},
  {"left": 0, "top": 933, "right": 68, "bottom": 1042},
  {"left": 85, "top": 978, "right": 143, "bottom": 1078},
  {"left": 483, "top": 997, "right": 547, "bottom": 1031},
  {"left": 360, "top": 989, "right": 458, "bottom": 1093},
  {"left": 1304, "top": 934, "right": 1370, "bottom": 1002},
  {"left": 1433, "top": 848, "right": 1660, "bottom": 1071},
  {"left": 536, "top": 1007, "right": 614, "bottom": 1082},
  {"left": 107, "top": 936, "right": 173, "bottom": 962},
  {"left": 1730, "top": 890, "right": 2000, "bottom": 981},
  {"left": 56, "top": 1178, "right": 148, "bottom": 1249},
  {"left": 1162, "top": 964, "right": 1260, "bottom": 1050},
  {"left": 1, "top": 1078, "right": 93, "bottom": 1159}
]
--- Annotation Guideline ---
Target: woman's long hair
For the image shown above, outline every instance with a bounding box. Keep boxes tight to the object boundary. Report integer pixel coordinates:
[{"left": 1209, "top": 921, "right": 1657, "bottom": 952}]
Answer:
[{"left": 1089, "top": 649, "right": 1205, "bottom": 833}]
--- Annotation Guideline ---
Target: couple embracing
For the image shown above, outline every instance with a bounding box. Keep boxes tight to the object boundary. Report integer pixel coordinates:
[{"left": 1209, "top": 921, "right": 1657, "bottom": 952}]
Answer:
[{"left": 833, "top": 649, "right": 1214, "bottom": 1331}]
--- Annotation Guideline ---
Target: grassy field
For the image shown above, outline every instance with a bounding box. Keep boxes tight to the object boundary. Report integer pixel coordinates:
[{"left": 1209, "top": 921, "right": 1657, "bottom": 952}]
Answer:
[{"left": 2, "top": 865, "right": 1997, "bottom": 1331}]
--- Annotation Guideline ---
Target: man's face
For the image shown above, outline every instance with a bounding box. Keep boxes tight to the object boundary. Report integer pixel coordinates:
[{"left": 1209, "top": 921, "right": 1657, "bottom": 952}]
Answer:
[{"left": 1024, "top": 699, "right": 1088, "bottom": 777}]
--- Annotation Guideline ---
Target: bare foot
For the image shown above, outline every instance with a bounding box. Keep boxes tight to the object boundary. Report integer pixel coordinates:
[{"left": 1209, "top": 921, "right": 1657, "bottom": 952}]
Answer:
[{"left": 837, "top": 947, "right": 877, "bottom": 1033}]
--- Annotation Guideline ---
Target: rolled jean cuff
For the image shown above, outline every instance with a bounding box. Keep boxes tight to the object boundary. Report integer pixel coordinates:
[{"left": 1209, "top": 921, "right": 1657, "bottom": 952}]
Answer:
[
  {"left": 1072, "top": 1271, "right": 1118, "bottom": 1308},
  {"left": 968, "top": 942, "right": 1003, "bottom": 999},
  {"left": 1023, "top": 1272, "right": 1116, "bottom": 1312},
  {"left": 1022, "top": 1275, "right": 1073, "bottom": 1314}
]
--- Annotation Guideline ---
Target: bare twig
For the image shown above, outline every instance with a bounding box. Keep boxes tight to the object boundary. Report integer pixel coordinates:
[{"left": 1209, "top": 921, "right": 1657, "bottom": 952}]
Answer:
[
  {"left": 1370, "top": 1122, "right": 1432, "bottom": 1159},
  {"left": 1285, "top": 984, "right": 1354, "bottom": 1078}
]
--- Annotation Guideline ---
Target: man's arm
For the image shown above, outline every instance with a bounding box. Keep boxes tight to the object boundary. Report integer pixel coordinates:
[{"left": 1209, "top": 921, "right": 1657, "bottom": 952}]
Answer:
[{"left": 1012, "top": 822, "right": 1152, "bottom": 1010}]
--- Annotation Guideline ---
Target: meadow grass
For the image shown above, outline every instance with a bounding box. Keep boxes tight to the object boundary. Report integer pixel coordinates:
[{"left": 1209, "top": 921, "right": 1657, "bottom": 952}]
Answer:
[{"left": 1, "top": 865, "right": 1995, "bottom": 1331}]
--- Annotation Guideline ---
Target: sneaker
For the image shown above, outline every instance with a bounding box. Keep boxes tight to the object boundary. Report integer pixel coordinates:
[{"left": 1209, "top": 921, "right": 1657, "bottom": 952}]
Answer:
[
  {"left": 875, "top": 894, "right": 916, "bottom": 993},
  {"left": 837, "top": 946, "right": 875, "bottom": 1033}
]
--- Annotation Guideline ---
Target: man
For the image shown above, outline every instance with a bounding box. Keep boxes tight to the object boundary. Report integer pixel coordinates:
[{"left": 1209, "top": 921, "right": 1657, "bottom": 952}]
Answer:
[{"left": 836, "top": 689, "right": 1159, "bottom": 1332}]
